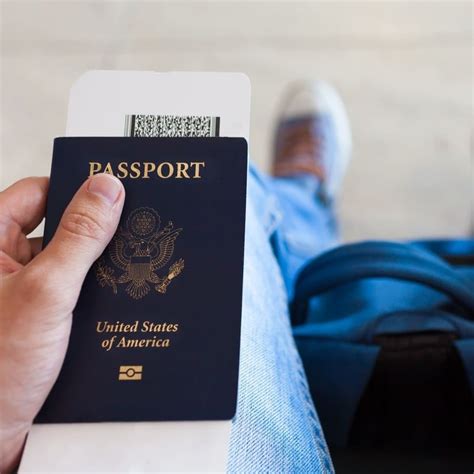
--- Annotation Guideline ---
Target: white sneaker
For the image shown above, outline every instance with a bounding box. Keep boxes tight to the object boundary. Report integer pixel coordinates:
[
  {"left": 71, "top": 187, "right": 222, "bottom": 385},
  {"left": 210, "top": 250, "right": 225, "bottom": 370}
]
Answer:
[{"left": 272, "top": 80, "right": 352, "bottom": 201}]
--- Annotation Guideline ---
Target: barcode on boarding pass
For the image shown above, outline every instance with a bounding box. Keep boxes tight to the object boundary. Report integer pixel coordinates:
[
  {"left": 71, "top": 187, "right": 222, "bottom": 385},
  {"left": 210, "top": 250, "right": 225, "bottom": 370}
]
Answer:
[{"left": 124, "top": 115, "right": 220, "bottom": 138}]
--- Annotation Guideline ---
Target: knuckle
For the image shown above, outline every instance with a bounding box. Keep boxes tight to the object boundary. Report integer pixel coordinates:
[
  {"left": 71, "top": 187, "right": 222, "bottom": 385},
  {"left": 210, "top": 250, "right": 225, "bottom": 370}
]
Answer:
[{"left": 60, "top": 209, "right": 107, "bottom": 242}]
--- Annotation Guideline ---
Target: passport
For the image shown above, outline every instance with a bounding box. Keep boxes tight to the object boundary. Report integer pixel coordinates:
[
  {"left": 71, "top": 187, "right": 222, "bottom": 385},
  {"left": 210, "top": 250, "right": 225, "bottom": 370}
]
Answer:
[{"left": 36, "top": 137, "right": 247, "bottom": 423}]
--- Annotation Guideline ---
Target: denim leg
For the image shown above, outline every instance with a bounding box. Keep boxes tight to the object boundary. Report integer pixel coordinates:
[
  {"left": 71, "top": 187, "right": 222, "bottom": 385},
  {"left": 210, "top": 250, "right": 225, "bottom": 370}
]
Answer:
[
  {"left": 228, "top": 165, "right": 333, "bottom": 473},
  {"left": 269, "top": 175, "right": 339, "bottom": 298}
]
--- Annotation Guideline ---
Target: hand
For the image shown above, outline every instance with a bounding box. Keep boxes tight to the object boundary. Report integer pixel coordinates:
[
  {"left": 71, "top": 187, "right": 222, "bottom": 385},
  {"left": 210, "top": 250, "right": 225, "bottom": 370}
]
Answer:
[{"left": 0, "top": 174, "right": 125, "bottom": 472}]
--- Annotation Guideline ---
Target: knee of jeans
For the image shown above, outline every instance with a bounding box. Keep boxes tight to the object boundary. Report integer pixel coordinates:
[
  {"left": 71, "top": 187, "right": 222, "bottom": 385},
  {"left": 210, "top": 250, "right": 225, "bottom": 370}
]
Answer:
[{"left": 248, "top": 164, "right": 284, "bottom": 237}]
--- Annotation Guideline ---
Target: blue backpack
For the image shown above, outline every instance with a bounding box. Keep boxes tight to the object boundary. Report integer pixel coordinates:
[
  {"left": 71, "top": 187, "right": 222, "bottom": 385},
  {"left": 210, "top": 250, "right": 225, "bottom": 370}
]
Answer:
[{"left": 291, "top": 240, "right": 474, "bottom": 451}]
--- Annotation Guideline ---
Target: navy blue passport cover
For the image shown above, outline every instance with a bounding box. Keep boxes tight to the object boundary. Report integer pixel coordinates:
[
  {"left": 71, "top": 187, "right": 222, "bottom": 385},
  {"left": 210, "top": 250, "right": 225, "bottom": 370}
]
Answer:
[{"left": 36, "top": 137, "right": 247, "bottom": 423}]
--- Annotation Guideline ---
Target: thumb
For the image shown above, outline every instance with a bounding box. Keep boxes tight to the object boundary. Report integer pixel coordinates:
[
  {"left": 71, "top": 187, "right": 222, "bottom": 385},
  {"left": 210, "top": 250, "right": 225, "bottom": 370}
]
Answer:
[{"left": 29, "top": 173, "right": 125, "bottom": 306}]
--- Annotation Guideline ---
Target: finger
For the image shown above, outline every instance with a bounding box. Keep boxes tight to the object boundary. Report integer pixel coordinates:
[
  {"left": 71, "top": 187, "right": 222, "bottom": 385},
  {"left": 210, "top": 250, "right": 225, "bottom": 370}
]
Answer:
[
  {"left": 0, "top": 177, "right": 49, "bottom": 234},
  {"left": 28, "top": 237, "right": 43, "bottom": 257},
  {"left": 28, "top": 174, "right": 125, "bottom": 306},
  {"left": 0, "top": 249, "right": 23, "bottom": 275}
]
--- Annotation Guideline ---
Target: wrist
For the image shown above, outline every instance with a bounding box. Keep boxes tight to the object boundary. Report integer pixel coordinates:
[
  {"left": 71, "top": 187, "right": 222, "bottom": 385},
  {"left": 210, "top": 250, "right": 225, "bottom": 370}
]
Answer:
[{"left": 1, "top": 423, "right": 30, "bottom": 473}]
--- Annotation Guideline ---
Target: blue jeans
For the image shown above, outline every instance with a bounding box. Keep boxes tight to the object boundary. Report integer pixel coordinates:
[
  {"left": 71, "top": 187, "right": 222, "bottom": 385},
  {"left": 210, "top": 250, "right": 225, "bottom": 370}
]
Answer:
[{"left": 228, "top": 165, "right": 337, "bottom": 473}]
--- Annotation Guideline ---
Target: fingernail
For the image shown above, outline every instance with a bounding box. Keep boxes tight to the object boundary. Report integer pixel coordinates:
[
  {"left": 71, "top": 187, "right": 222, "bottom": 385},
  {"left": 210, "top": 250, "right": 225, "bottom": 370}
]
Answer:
[{"left": 87, "top": 174, "right": 123, "bottom": 205}]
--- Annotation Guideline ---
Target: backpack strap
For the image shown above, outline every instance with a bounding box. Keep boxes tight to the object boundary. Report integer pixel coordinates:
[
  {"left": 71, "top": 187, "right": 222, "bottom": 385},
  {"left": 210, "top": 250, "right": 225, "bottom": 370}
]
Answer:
[
  {"left": 412, "top": 239, "right": 474, "bottom": 266},
  {"left": 292, "top": 241, "right": 474, "bottom": 325}
]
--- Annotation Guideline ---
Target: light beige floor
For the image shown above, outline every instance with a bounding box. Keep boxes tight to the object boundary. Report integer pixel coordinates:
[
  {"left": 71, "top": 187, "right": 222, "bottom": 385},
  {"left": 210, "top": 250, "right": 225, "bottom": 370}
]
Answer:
[{"left": 1, "top": 1, "right": 472, "bottom": 241}]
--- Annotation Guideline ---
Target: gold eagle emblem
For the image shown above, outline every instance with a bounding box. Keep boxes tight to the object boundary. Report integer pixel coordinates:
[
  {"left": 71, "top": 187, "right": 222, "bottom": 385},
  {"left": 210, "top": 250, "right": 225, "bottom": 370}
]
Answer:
[{"left": 95, "top": 207, "right": 184, "bottom": 299}]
